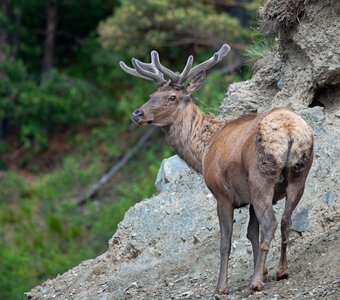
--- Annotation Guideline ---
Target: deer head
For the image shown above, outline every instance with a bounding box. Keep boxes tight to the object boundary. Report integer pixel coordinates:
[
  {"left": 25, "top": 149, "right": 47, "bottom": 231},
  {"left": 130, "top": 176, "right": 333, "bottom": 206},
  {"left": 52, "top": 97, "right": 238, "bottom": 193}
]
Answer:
[{"left": 119, "top": 44, "right": 231, "bottom": 127}]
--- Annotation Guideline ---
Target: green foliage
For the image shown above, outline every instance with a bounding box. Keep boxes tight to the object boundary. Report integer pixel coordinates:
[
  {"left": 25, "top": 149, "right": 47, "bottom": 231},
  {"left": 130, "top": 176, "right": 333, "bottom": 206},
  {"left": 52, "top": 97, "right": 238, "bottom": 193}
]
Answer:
[
  {"left": 91, "top": 199, "right": 134, "bottom": 246},
  {"left": 32, "top": 156, "right": 102, "bottom": 202},
  {"left": 99, "top": 0, "right": 253, "bottom": 58},
  {"left": 244, "top": 31, "right": 275, "bottom": 66},
  {"left": 194, "top": 69, "right": 250, "bottom": 115},
  {"left": 0, "top": 172, "right": 27, "bottom": 204},
  {"left": 0, "top": 247, "right": 34, "bottom": 300},
  {"left": 195, "top": 70, "right": 229, "bottom": 115},
  {"left": 0, "top": 59, "right": 32, "bottom": 120},
  {"left": 0, "top": 60, "right": 115, "bottom": 152}
]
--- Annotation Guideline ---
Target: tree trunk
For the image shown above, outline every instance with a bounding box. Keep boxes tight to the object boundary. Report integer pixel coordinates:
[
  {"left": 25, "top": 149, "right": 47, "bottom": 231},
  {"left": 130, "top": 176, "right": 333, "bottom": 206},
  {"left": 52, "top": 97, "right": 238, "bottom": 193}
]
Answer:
[
  {"left": 0, "top": 0, "right": 9, "bottom": 62},
  {"left": 0, "top": 0, "right": 10, "bottom": 139},
  {"left": 42, "top": 0, "right": 58, "bottom": 79},
  {"left": 10, "top": 6, "right": 21, "bottom": 59}
]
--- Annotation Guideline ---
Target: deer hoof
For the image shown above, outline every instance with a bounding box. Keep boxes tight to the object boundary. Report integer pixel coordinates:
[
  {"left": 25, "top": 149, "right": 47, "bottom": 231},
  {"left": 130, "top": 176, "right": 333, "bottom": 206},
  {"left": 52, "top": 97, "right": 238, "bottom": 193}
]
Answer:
[
  {"left": 213, "top": 285, "right": 229, "bottom": 296},
  {"left": 245, "top": 279, "right": 264, "bottom": 295},
  {"left": 242, "top": 281, "right": 263, "bottom": 298},
  {"left": 243, "top": 280, "right": 264, "bottom": 297},
  {"left": 276, "top": 268, "right": 289, "bottom": 281},
  {"left": 251, "top": 281, "right": 264, "bottom": 291}
]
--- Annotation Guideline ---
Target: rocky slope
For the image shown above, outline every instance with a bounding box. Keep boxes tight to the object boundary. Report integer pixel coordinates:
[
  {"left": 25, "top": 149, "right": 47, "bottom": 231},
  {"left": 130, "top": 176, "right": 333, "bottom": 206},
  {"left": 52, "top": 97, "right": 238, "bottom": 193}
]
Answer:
[{"left": 27, "top": 1, "right": 340, "bottom": 299}]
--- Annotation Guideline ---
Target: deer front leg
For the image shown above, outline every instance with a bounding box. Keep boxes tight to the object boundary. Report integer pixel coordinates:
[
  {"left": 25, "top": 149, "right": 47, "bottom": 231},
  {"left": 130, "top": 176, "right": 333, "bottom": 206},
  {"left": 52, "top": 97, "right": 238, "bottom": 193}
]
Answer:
[{"left": 214, "top": 199, "right": 234, "bottom": 295}]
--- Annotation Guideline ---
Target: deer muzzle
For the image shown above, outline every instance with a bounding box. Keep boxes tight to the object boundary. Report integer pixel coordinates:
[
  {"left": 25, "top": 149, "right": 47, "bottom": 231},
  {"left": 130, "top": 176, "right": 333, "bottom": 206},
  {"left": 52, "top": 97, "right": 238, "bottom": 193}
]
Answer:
[{"left": 132, "top": 109, "right": 153, "bottom": 125}]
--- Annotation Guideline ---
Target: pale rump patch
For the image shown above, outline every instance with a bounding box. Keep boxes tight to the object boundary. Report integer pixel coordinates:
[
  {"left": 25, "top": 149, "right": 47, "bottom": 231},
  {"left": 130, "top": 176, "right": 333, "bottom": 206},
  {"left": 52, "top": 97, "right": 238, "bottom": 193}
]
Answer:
[{"left": 258, "top": 109, "right": 313, "bottom": 168}]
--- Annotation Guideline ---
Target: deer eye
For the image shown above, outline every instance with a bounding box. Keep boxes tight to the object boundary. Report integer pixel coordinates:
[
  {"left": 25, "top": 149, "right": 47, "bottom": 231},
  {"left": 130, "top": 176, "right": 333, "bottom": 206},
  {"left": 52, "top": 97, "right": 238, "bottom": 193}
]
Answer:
[{"left": 169, "top": 95, "right": 176, "bottom": 101}]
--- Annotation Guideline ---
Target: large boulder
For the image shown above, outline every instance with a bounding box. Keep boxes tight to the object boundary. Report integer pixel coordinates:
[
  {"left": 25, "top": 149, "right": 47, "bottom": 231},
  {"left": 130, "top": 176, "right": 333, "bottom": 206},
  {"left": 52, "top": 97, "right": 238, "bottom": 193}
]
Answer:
[
  {"left": 27, "top": 1, "right": 340, "bottom": 299},
  {"left": 155, "top": 155, "right": 191, "bottom": 193}
]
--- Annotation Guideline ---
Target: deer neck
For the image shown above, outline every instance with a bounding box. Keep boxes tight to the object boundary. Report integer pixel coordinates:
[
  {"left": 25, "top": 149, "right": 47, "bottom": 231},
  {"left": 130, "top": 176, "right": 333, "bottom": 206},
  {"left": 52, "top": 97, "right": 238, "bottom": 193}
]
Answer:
[{"left": 164, "top": 100, "right": 224, "bottom": 174}]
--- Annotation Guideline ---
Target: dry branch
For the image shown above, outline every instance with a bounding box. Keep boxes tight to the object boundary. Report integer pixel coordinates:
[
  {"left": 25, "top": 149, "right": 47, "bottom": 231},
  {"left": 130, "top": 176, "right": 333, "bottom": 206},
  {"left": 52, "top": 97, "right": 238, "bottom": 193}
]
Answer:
[{"left": 75, "top": 126, "right": 160, "bottom": 205}]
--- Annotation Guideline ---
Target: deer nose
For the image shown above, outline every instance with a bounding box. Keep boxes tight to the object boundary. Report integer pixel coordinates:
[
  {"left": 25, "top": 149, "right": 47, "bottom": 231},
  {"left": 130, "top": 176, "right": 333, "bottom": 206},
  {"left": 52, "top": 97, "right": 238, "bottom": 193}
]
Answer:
[{"left": 133, "top": 109, "right": 144, "bottom": 118}]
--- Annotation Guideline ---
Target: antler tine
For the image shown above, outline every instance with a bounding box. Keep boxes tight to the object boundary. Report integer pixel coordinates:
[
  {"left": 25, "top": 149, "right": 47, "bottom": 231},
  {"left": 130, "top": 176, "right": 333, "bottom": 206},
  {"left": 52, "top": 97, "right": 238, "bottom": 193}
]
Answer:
[
  {"left": 119, "top": 61, "right": 153, "bottom": 81},
  {"left": 137, "top": 61, "right": 157, "bottom": 71},
  {"left": 131, "top": 58, "right": 165, "bottom": 84},
  {"left": 178, "top": 55, "right": 193, "bottom": 85},
  {"left": 151, "top": 51, "right": 179, "bottom": 82},
  {"left": 120, "top": 44, "right": 230, "bottom": 85},
  {"left": 187, "top": 44, "right": 231, "bottom": 80},
  {"left": 136, "top": 58, "right": 164, "bottom": 79},
  {"left": 119, "top": 51, "right": 166, "bottom": 84}
]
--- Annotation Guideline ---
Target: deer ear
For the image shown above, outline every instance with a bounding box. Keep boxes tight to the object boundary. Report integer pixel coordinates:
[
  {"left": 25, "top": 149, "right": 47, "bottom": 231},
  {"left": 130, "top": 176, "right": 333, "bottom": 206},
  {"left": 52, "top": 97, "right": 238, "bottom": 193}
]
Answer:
[{"left": 186, "top": 71, "right": 206, "bottom": 94}]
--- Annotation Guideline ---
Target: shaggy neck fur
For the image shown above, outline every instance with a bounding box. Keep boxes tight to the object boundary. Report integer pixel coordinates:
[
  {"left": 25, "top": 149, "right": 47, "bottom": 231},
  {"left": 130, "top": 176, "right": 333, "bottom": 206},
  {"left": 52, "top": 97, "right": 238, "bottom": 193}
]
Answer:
[{"left": 164, "top": 100, "right": 224, "bottom": 173}]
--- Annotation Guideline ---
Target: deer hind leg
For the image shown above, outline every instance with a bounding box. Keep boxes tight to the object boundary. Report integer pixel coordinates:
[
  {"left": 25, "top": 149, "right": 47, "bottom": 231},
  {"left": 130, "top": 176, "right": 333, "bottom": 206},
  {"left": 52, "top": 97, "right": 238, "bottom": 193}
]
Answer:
[
  {"left": 214, "top": 199, "right": 234, "bottom": 295},
  {"left": 246, "top": 205, "right": 268, "bottom": 281},
  {"left": 277, "top": 172, "right": 308, "bottom": 281},
  {"left": 246, "top": 182, "right": 278, "bottom": 294}
]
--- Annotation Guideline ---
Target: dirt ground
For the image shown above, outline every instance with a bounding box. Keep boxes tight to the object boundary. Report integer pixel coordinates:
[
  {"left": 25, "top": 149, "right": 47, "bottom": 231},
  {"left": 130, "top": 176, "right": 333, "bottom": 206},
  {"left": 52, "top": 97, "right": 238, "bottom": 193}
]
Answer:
[
  {"left": 130, "top": 230, "right": 340, "bottom": 300},
  {"left": 220, "top": 229, "right": 340, "bottom": 300}
]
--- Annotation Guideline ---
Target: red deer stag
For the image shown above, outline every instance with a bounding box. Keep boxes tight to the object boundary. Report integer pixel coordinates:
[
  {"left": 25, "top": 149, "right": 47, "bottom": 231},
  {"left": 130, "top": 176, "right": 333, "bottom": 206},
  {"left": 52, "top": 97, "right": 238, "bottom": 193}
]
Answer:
[{"left": 120, "top": 44, "right": 314, "bottom": 295}]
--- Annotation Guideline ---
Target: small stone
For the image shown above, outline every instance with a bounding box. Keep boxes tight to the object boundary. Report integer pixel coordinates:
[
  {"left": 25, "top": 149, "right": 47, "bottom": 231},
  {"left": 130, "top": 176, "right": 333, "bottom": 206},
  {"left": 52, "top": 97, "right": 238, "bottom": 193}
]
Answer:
[
  {"left": 25, "top": 292, "right": 34, "bottom": 299},
  {"left": 291, "top": 208, "right": 310, "bottom": 232}
]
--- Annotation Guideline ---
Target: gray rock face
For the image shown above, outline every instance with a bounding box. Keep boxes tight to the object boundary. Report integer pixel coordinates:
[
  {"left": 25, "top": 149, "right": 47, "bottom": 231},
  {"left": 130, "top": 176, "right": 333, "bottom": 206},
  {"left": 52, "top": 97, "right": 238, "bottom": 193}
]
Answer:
[
  {"left": 291, "top": 208, "right": 309, "bottom": 233},
  {"left": 155, "top": 155, "right": 191, "bottom": 193},
  {"left": 221, "top": 0, "right": 340, "bottom": 116},
  {"left": 28, "top": 1, "right": 340, "bottom": 299}
]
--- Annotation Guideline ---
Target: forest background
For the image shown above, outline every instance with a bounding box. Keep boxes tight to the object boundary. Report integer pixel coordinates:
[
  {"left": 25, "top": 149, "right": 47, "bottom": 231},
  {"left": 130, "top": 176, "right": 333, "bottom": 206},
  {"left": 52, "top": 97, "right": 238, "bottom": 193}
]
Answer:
[{"left": 0, "top": 1, "right": 269, "bottom": 299}]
